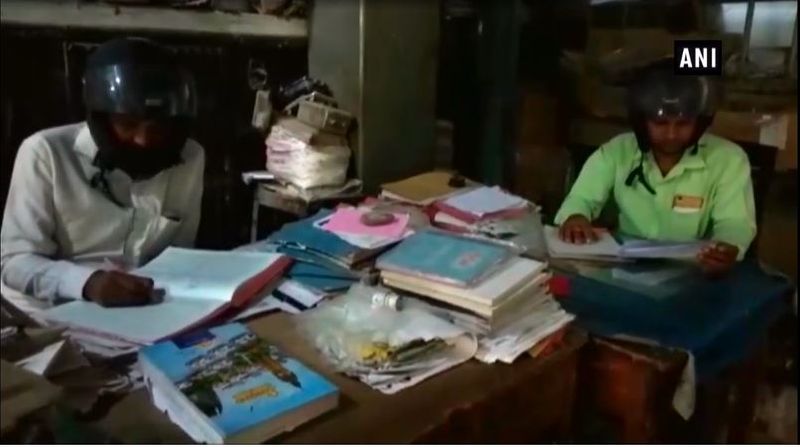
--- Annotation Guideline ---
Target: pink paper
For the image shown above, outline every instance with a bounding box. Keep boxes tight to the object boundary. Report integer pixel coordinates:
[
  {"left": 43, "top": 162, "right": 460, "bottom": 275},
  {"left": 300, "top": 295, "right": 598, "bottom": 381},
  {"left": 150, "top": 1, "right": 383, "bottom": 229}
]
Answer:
[{"left": 322, "top": 208, "right": 409, "bottom": 238}]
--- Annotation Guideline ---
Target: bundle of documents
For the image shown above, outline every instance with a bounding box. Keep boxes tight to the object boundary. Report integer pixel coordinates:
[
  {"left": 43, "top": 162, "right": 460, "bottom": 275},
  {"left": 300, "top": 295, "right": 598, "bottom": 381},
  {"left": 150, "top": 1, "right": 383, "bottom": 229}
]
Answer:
[
  {"left": 544, "top": 225, "right": 706, "bottom": 261},
  {"left": 434, "top": 186, "right": 529, "bottom": 224},
  {"left": 378, "top": 232, "right": 574, "bottom": 364},
  {"left": 140, "top": 323, "right": 339, "bottom": 444},
  {"left": 474, "top": 298, "right": 574, "bottom": 364},
  {"left": 267, "top": 209, "right": 386, "bottom": 269},
  {"left": 379, "top": 171, "right": 477, "bottom": 206},
  {"left": 377, "top": 229, "right": 515, "bottom": 287},
  {"left": 382, "top": 257, "right": 549, "bottom": 324},
  {"left": 40, "top": 248, "right": 291, "bottom": 346},
  {"left": 433, "top": 206, "right": 548, "bottom": 259},
  {"left": 298, "top": 284, "right": 477, "bottom": 394}
]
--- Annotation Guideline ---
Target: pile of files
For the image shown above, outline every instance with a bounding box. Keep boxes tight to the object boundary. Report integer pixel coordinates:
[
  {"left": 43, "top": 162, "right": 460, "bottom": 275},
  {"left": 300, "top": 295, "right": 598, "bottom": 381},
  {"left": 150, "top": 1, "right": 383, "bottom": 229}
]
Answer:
[
  {"left": 543, "top": 225, "right": 706, "bottom": 262},
  {"left": 39, "top": 248, "right": 291, "bottom": 355},
  {"left": 430, "top": 186, "right": 547, "bottom": 258},
  {"left": 1, "top": 310, "right": 138, "bottom": 421},
  {"left": 433, "top": 185, "right": 529, "bottom": 225},
  {"left": 379, "top": 171, "right": 477, "bottom": 206},
  {"left": 266, "top": 92, "right": 354, "bottom": 192},
  {"left": 265, "top": 209, "right": 386, "bottom": 271},
  {"left": 377, "top": 229, "right": 574, "bottom": 364},
  {"left": 298, "top": 283, "right": 477, "bottom": 394}
]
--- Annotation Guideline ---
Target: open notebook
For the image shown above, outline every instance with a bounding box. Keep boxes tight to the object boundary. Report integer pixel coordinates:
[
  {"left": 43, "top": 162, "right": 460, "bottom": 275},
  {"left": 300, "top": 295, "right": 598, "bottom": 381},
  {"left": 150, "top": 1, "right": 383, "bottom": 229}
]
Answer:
[
  {"left": 544, "top": 226, "right": 705, "bottom": 261},
  {"left": 41, "top": 248, "right": 291, "bottom": 344}
]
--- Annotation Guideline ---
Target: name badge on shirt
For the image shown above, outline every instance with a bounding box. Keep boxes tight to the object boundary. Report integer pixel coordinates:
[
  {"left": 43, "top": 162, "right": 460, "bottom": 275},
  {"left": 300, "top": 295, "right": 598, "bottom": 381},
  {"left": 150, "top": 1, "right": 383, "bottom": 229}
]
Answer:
[{"left": 673, "top": 194, "right": 704, "bottom": 213}]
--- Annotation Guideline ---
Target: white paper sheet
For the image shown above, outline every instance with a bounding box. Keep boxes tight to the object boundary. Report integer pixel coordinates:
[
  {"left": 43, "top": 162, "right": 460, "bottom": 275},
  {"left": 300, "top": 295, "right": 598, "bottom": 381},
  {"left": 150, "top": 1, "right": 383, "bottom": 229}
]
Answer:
[
  {"left": 442, "top": 186, "right": 527, "bottom": 217},
  {"left": 475, "top": 299, "right": 574, "bottom": 364},
  {"left": 41, "top": 248, "right": 287, "bottom": 344},
  {"left": 363, "top": 334, "right": 478, "bottom": 394},
  {"left": 544, "top": 225, "right": 622, "bottom": 259},
  {"left": 232, "top": 296, "right": 301, "bottom": 321}
]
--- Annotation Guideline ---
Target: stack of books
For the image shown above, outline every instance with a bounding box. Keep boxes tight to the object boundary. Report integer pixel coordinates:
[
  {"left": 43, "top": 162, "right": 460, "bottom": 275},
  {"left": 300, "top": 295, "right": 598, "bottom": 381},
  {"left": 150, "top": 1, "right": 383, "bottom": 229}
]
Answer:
[{"left": 377, "top": 230, "right": 573, "bottom": 364}]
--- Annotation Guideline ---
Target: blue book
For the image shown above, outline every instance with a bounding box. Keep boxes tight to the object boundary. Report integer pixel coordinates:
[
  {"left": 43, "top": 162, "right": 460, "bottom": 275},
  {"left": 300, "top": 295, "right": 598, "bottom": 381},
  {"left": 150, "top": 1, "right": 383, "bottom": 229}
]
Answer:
[
  {"left": 139, "top": 323, "right": 338, "bottom": 443},
  {"left": 376, "top": 229, "right": 514, "bottom": 287},
  {"left": 267, "top": 210, "right": 378, "bottom": 267},
  {"left": 287, "top": 261, "right": 357, "bottom": 292}
]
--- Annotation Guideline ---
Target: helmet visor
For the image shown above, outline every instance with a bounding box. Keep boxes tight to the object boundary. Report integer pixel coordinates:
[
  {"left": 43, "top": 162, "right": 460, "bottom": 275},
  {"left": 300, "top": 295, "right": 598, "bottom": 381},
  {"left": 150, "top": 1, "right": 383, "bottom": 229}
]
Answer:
[{"left": 84, "top": 63, "right": 197, "bottom": 119}]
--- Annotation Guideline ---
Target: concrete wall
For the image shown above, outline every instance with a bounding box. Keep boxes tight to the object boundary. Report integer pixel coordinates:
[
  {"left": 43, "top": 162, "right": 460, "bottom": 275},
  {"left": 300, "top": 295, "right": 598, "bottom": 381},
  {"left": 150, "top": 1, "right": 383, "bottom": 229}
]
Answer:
[{"left": 309, "top": 0, "right": 440, "bottom": 192}]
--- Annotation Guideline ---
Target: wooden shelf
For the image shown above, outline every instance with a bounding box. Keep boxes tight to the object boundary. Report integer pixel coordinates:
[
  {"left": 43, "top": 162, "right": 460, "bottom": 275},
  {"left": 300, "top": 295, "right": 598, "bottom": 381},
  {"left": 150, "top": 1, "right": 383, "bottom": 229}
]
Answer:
[{"left": 0, "top": 0, "right": 308, "bottom": 40}]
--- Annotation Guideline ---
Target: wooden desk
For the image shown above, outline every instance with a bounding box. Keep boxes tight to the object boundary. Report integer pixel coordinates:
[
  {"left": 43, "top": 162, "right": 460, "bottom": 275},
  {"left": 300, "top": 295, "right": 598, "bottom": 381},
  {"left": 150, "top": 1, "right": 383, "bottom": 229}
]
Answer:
[{"left": 94, "top": 313, "right": 587, "bottom": 444}]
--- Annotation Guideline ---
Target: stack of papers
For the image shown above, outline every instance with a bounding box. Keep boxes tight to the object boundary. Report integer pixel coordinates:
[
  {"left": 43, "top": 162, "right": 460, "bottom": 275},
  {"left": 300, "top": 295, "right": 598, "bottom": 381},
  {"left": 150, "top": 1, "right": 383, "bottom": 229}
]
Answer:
[
  {"left": 474, "top": 298, "right": 574, "bottom": 364},
  {"left": 382, "top": 257, "right": 548, "bottom": 321},
  {"left": 41, "top": 248, "right": 291, "bottom": 346},
  {"left": 544, "top": 225, "right": 707, "bottom": 261},
  {"left": 379, "top": 234, "right": 574, "bottom": 365},
  {"left": 544, "top": 225, "right": 622, "bottom": 261},
  {"left": 433, "top": 206, "right": 548, "bottom": 258},
  {"left": 436, "top": 186, "right": 529, "bottom": 223}
]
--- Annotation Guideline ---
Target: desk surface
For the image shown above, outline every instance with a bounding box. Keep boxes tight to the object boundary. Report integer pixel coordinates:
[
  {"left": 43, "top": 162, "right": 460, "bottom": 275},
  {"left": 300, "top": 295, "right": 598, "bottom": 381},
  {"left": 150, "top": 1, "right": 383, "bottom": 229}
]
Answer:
[
  {"left": 95, "top": 313, "right": 586, "bottom": 444},
  {"left": 552, "top": 259, "right": 792, "bottom": 378}
]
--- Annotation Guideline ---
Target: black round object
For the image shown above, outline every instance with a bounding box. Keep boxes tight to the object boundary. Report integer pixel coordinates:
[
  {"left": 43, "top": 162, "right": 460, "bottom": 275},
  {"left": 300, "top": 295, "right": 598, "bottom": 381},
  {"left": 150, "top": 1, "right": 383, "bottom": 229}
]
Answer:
[
  {"left": 360, "top": 211, "right": 397, "bottom": 227},
  {"left": 83, "top": 37, "right": 197, "bottom": 119}
]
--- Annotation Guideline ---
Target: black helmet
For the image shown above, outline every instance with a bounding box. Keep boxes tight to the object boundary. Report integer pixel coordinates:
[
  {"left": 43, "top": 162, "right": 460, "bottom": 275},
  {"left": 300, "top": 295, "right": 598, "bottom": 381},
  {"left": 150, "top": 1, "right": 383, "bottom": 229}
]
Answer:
[
  {"left": 84, "top": 38, "right": 197, "bottom": 180},
  {"left": 84, "top": 37, "right": 196, "bottom": 119},
  {"left": 627, "top": 58, "right": 718, "bottom": 153}
]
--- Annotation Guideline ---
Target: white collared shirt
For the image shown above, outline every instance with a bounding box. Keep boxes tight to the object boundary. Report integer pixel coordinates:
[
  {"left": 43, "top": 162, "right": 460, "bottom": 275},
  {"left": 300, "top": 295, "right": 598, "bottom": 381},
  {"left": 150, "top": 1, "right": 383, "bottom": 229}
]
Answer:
[{"left": 1, "top": 122, "right": 205, "bottom": 313}]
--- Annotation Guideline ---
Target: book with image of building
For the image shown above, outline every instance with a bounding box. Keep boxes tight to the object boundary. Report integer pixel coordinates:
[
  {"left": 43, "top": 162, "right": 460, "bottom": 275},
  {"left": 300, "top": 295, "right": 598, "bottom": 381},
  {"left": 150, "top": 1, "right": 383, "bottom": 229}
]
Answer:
[{"left": 139, "top": 323, "right": 338, "bottom": 444}]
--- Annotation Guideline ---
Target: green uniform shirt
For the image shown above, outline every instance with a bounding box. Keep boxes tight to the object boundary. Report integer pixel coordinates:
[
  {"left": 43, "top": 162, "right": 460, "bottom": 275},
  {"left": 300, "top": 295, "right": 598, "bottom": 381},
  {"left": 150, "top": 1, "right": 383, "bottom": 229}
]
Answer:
[{"left": 555, "top": 132, "right": 756, "bottom": 259}]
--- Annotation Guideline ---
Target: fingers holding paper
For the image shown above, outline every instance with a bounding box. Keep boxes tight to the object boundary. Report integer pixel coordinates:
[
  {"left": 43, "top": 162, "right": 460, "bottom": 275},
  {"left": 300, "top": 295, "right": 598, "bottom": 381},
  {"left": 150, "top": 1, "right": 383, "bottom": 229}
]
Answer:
[
  {"left": 559, "top": 215, "right": 599, "bottom": 244},
  {"left": 696, "top": 241, "right": 739, "bottom": 276}
]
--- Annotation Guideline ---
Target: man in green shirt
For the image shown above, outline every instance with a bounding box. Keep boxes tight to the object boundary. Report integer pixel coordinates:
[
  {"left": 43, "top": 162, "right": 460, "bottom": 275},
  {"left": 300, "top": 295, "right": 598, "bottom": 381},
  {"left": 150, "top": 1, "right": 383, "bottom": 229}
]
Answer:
[{"left": 556, "top": 61, "right": 756, "bottom": 275}]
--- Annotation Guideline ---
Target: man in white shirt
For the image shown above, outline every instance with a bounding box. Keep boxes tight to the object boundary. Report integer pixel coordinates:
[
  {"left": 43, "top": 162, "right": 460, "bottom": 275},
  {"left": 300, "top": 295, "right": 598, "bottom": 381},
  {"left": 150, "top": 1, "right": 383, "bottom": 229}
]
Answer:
[{"left": 1, "top": 38, "right": 204, "bottom": 313}]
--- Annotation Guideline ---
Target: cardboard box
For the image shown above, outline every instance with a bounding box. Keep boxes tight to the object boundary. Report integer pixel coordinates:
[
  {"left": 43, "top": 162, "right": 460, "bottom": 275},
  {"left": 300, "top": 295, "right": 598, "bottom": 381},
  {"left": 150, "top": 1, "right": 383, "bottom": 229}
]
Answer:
[{"left": 710, "top": 110, "right": 797, "bottom": 171}]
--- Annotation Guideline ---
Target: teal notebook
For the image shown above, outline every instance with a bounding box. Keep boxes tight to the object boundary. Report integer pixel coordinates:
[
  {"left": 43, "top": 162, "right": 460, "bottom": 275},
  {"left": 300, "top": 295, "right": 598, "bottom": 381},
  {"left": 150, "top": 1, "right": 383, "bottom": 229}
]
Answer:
[
  {"left": 376, "top": 229, "right": 514, "bottom": 286},
  {"left": 139, "top": 323, "right": 338, "bottom": 443}
]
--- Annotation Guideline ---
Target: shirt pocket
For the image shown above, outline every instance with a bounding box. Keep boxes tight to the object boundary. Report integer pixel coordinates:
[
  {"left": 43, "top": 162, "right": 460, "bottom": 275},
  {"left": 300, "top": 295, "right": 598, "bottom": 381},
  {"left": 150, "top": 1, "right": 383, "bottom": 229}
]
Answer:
[
  {"left": 667, "top": 192, "right": 707, "bottom": 239},
  {"left": 60, "top": 202, "right": 133, "bottom": 257}
]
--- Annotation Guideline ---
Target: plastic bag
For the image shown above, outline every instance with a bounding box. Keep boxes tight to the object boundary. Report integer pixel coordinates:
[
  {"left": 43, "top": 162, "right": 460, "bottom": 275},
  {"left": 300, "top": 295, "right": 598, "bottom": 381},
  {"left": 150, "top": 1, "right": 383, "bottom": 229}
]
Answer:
[{"left": 296, "top": 283, "right": 466, "bottom": 373}]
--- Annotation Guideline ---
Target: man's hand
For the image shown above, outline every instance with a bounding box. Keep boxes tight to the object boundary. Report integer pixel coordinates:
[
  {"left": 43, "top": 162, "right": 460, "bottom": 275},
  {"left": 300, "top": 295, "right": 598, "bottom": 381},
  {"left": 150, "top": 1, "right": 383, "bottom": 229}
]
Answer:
[
  {"left": 559, "top": 214, "right": 598, "bottom": 244},
  {"left": 697, "top": 242, "right": 739, "bottom": 277},
  {"left": 82, "top": 270, "right": 156, "bottom": 307}
]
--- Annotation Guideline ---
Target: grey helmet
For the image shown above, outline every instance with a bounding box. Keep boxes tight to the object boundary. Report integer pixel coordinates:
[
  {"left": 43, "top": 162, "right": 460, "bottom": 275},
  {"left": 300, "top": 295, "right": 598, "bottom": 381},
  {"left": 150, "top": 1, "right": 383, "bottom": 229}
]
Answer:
[{"left": 624, "top": 58, "right": 719, "bottom": 195}]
